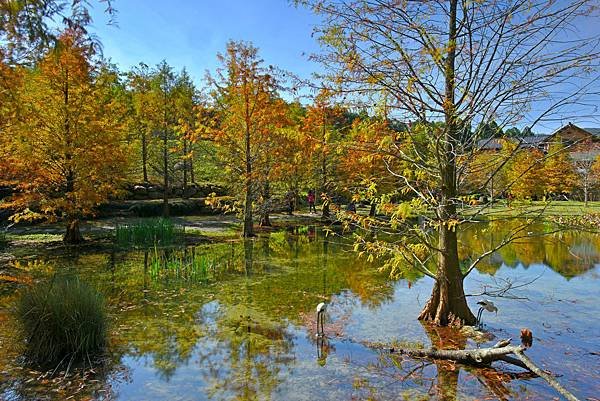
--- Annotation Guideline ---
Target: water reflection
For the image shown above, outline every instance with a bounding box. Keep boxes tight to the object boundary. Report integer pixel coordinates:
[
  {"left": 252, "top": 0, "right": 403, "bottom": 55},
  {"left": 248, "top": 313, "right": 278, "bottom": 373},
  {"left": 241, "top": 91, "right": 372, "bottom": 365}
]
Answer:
[
  {"left": 459, "top": 221, "right": 600, "bottom": 277},
  {"left": 1, "top": 222, "right": 599, "bottom": 400}
]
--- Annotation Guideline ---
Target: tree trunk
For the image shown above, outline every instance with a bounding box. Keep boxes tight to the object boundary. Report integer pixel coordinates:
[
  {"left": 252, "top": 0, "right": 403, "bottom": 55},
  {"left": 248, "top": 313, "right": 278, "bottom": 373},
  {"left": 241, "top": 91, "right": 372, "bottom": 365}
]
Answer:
[
  {"left": 162, "top": 75, "right": 170, "bottom": 217},
  {"left": 182, "top": 139, "right": 188, "bottom": 191},
  {"left": 320, "top": 121, "right": 330, "bottom": 220},
  {"left": 243, "top": 182, "right": 254, "bottom": 236},
  {"left": 260, "top": 213, "right": 271, "bottom": 227},
  {"left": 321, "top": 197, "right": 330, "bottom": 219},
  {"left": 63, "top": 219, "right": 83, "bottom": 244},
  {"left": 142, "top": 130, "right": 148, "bottom": 182},
  {"left": 190, "top": 148, "right": 195, "bottom": 183},
  {"left": 369, "top": 201, "right": 376, "bottom": 217},
  {"left": 243, "top": 122, "right": 254, "bottom": 237},
  {"left": 162, "top": 130, "right": 169, "bottom": 217},
  {"left": 418, "top": 236, "right": 475, "bottom": 326},
  {"left": 242, "top": 74, "right": 254, "bottom": 238},
  {"left": 260, "top": 180, "right": 271, "bottom": 227},
  {"left": 419, "top": 0, "right": 475, "bottom": 327},
  {"left": 417, "top": 168, "right": 475, "bottom": 321}
]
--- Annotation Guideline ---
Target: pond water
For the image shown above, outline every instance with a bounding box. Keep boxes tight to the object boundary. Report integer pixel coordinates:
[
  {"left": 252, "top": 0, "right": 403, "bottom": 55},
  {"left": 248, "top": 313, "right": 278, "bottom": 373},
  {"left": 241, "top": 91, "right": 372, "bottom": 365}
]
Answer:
[{"left": 1, "top": 222, "right": 599, "bottom": 400}]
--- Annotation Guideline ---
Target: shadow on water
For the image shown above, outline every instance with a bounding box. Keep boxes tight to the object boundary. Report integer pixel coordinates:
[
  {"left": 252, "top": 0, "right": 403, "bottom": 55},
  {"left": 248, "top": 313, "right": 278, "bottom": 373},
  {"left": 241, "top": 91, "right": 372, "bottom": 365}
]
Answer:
[{"left": 1, "top": 221, "right": 600, "bottom": 400}]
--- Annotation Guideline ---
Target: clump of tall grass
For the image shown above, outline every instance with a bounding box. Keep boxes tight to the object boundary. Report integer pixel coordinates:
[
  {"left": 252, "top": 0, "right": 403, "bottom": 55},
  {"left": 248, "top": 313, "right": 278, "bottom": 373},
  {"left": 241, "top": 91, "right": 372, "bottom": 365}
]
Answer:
[
  {"left": 16, "top": 277, "right": 107, "bottom": 368},
  {"left": 149, "top": 247, "right": 216, "bottom": 283},
  {"left": 115, "top": 218, "right": 184, "bottom": 247}
]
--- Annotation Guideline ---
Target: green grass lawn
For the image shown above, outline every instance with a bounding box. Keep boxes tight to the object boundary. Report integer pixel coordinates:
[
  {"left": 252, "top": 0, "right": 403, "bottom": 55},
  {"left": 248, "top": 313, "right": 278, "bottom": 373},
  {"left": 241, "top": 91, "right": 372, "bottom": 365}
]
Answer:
[{"left": 463, "top": 200, "right": 600, "bottom": 219}]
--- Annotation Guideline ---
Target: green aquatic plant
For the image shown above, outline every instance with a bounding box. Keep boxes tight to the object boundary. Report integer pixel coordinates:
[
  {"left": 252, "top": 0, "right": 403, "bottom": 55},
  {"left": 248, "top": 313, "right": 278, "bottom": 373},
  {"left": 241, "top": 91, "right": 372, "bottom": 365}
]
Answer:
[
  {"left": 16, "top": 277, "right": 107, "bottom": 368},
  {"left": 115, "top": 218, "right": 184, "bottom": 247},
  {"left": 149, "top": 247, "right": 216, "bottom": 283}
]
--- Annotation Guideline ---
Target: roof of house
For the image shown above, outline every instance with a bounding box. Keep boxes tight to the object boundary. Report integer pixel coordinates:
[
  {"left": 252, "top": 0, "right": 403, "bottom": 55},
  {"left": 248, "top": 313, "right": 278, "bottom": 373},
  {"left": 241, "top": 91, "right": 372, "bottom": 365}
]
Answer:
[
  {"left": 476, "top": 138, "right": 503, "bottom": 150},
  {"left": 582, "top": 128, "right": 600, "bottom": 136},
  {"left": 477, "top": 124, "right": 600, "bottom": 151},
  {"left": 520, "top": 135, "right": 547, "bottom": 145},
  {"left": 476, "top": 135, "right": 548, "bottom": 150}
]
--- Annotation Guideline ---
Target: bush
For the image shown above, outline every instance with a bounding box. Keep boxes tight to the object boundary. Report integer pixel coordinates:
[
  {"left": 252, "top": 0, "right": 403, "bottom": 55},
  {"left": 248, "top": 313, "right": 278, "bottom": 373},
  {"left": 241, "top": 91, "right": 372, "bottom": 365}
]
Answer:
[
  {"left": 115, "top": 217, "right": 184, "bottom": 248},
  {"left": 16, "top": 277, "right": 107, "bottom": 367}
]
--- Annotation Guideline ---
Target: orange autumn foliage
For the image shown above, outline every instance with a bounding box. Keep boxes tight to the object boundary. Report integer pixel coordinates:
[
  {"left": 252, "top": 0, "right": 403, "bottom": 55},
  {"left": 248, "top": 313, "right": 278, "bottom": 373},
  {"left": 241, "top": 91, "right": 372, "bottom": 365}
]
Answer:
[
  {"left": 202, "top": 41, "right": 288, "bottom": 235},
  {"left": 3, "top": 30, "right": 130, "bottom": 225}
]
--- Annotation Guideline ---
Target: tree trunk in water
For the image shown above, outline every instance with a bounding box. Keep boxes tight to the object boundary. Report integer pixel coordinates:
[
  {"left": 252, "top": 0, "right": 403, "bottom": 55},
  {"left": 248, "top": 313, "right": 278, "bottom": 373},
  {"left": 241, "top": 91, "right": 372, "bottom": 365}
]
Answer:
[
  {"left": 418, "top": 0, "right": 475, "bottom": 327},
  {"left": 243, "top": 183, "right": 254, "bottom": 237},
  {"left": 418, "top": 226, "right": 476, "bottom": 326},
  {"left": 63, "top": 219, "right": 83, "bottom": 244},
  {"left": 260, "top": 181, "right": 271, "bottom": 227},
  {"left": 321, "top": 198, "right": 330, "bottom": 219}
]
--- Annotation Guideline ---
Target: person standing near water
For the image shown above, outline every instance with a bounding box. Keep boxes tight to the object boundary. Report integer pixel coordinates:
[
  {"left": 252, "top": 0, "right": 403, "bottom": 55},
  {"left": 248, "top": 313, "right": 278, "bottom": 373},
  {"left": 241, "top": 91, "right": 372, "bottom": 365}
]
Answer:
[{"left": 307, "top": 190, "right": 316, "bottom": 213}]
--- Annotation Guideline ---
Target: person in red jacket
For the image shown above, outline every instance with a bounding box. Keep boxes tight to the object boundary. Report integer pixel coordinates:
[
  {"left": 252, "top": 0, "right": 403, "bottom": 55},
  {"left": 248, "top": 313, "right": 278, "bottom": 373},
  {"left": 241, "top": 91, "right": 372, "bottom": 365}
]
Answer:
[{"left": 307, "top": 190, "right": 316, "bottom": 213}]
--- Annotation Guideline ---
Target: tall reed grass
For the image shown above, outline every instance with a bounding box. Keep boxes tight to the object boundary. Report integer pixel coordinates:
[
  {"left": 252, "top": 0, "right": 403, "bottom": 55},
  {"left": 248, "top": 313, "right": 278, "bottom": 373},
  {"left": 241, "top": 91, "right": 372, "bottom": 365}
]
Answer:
[
  {"left": 16, "top": 277, "right": 107, "bottom": 368},
  {"left": 115, "top": 218, "right": 184, "bottom": 247},
  {"left": 149, "top": 247, "right": 216, "bottom": 283}
]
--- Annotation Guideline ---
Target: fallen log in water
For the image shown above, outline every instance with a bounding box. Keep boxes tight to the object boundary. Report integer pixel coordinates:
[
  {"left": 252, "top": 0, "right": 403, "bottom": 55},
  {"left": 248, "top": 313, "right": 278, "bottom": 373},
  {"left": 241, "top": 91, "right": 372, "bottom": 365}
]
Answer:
[
  {"left": 512, "top": 350, "right": 579, "bottom": 401},
  {"left": 364, "top": 338, "right": 579, "bottom": 401}
]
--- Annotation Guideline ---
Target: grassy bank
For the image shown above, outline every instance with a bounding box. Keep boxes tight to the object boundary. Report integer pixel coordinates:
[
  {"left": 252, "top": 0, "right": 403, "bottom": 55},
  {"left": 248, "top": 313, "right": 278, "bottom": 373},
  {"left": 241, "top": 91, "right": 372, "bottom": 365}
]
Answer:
[{"left": 464, "top": 200, "right": 600, "bottom": 220}]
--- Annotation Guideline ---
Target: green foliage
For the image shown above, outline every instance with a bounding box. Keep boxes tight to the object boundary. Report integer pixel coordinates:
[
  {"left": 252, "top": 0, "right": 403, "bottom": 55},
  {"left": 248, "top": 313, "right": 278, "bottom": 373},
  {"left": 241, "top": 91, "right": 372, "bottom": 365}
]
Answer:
[
  {"left": 16, "top": 277, "right": 107, "bottom": 367},
  {"left": 0, "top": 231, "right": 7, "bottom": 248},
  {"left": 115, "top": 218, "right": 184, "bottom": 247},
  {"left": 476, "top": 120, "right": 503, "bottom": 139},
  {"left": 149, "top": 247, "right": 216, "bottom": 284}
]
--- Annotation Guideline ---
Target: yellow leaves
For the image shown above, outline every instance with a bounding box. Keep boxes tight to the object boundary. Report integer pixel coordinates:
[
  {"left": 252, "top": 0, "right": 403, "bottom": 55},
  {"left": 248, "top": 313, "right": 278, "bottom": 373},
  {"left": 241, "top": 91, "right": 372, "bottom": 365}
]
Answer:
[
  {"left": 343, "top": 50, "right": 360, "bottom": 71},
  {"left": 378, "top": 135, "right": 394, "bottom": 149},
  {"left": 394, "top": 202, "right": 414, "bottom": 221},
  {"left": 366, "top": 73, "right": 383, "bottom": 85},
  {"left": 8, "top": 208, "right": 47, "bottom": 223},
  {"left": 0, "top": 275, "right": 32, "bottom": 284},
  {"left": 444, "top": 219, "right": 460, "bottom": 232},
  {"left": 407, "top": 243, "right": 429, "bottom": 260}
]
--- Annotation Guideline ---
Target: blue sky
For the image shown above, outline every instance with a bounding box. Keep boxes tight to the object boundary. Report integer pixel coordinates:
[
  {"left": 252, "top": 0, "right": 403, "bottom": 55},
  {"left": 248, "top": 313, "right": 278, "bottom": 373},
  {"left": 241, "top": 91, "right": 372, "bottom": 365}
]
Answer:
[
  {"left": 87, "top": 1, "right": 599, "bottom": 134},
  {"left": 88, "top": 0, "right": 321, "bottom": 86}
]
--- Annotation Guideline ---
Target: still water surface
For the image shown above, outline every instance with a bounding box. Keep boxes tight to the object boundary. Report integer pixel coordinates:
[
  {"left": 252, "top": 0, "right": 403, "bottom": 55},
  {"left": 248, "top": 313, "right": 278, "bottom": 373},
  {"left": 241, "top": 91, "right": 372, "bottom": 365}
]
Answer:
[{"left": 1, "top": 223, "right": 599, "bottom": 400}]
